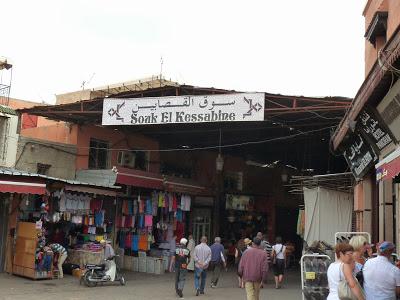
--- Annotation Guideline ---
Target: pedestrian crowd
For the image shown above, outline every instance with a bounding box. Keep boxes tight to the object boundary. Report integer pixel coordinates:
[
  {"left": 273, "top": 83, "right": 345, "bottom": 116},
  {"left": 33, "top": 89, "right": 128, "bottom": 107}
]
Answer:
[
  {"left": 327, "top": 237, "right": 400, "bottom": 300},
  {"left": 172, "top": 231, "right": 289, "bottom": 300}
]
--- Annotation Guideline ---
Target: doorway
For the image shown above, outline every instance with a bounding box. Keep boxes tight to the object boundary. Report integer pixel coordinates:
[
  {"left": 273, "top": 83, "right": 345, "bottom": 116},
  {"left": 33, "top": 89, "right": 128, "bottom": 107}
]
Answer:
[{"left": 192, "top": 208, "right": 211, "bottom": 244}]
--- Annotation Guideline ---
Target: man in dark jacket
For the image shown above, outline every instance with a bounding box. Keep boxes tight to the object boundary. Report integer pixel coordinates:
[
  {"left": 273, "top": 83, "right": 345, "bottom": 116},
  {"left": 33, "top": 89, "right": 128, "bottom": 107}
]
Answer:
[
  {"left": 238, "top": 237, "right": 268, "bottom": 300},
  {"left": 175, "top": 238, "right": 190, "bottom": 299}
]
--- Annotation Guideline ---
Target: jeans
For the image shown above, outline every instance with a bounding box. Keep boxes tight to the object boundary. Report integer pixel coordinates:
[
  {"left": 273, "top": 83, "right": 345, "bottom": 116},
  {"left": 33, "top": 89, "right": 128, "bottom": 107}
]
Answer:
[
  {"left": 175, "top": 268, "right": 187, "bottom": 292},
  {"left": 245, "top": 281, "right": 261, "bottom": 300},
  {"left": 194, "top": 267, "right": 207, "bottom": 292},
  {"left": 209, "top": 261, "right": 222, "bottom": 286}
]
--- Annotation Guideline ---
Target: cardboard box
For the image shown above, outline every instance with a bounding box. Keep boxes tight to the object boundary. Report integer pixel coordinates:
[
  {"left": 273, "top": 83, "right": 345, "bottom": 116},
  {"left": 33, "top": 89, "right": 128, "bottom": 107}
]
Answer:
[{"left": 72, "top": 268, "right": 85, "bottom": 278}]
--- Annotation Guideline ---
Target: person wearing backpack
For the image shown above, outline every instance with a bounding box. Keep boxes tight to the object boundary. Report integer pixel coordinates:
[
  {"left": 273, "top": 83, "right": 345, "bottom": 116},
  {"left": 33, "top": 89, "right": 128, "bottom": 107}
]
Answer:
[{"left": 271, "top": 236, "right": 286, "bottom": 289}]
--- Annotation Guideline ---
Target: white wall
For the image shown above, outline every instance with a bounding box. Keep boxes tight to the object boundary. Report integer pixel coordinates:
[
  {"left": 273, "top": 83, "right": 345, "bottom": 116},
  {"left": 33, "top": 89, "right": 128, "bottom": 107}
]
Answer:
[{"left": 0, "top": 114, "right": 19, "bottom": 168}]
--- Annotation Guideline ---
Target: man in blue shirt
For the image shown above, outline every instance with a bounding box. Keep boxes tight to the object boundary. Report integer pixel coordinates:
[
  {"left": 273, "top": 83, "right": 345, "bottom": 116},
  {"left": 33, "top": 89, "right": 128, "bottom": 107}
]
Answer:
[{"left": 209, "top": 237, "right": 226, "bottom": 288}]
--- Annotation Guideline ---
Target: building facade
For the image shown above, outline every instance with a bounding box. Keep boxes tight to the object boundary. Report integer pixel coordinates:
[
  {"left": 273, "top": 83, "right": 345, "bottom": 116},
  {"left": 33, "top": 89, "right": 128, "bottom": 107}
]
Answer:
[{"left": 333, "top": 0, "right": 400, "bottom": 245}]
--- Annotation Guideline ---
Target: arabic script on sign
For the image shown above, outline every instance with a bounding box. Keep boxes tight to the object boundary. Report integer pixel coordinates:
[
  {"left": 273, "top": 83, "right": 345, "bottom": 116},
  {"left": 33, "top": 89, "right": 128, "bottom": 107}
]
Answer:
[{"left": 102, "top": 93, "right": 265, "bottom": 125}]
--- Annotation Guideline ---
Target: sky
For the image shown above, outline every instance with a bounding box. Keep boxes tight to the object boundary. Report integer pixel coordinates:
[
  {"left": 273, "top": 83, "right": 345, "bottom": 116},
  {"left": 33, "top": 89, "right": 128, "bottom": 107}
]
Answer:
[{"left": 1, "top": 0, "right": 367, "bottom": 104}]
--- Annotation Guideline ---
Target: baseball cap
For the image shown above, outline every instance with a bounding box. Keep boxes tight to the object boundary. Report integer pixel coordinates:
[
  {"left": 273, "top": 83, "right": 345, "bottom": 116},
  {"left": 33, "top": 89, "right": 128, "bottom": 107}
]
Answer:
[
  {"left": 180, "top": 238, "right": 188, "bottom": 245},
  {"left": 379, "top": 241, "right": 395, "bottom": 252}
]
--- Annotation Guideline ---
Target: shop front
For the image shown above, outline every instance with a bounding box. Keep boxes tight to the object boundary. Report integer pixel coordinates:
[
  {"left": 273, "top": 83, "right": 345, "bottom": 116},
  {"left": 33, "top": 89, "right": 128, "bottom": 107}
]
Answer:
[
  {"left": 13, "top": 184, "right": 118, "bottom": 279},
  {"left": 77, "top": 167, "right": 206, "bottom": 273}
]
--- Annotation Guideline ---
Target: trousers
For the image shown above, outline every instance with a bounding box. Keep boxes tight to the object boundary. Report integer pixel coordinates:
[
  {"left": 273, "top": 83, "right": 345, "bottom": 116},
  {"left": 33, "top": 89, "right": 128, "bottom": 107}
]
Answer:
[
  {"left": 57, "top": 253, "right": 67, "bottom": 278},
  {"left": 245, "top": 281, "right": 261, "bottom": 300},
  {"left": 194, "top": 267, "right": 207, "bottom": 292},
  {"left": 209, "top": 261, "right": 223, "bottom": 286},
  {"left": 175, "top": 268, "right": 187, "bottom": 292}
]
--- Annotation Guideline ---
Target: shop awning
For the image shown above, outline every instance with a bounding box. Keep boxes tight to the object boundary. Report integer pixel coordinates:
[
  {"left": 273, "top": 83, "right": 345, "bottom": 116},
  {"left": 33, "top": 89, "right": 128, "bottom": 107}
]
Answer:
[
  {"left": 115, "top": 168, "right": 164, "bottom": 190},
  {"left": 64, "top": 184, "right": 118, "bottom": 197},
  {"left": 0, "top": 178, "right": 46, "bottom": 195},
  {"left": 376, "top": 147, "right": 400, "bottom": 181}
]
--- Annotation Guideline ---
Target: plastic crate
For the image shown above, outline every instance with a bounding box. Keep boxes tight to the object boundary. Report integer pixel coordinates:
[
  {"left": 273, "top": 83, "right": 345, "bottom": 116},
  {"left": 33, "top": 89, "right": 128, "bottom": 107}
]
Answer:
[
  {"left": 154, "top": 258, "right": 164, "bottom": 275},
  {"left": 146, "top": 257, "right": 155, "bottom": 274},
  {"left": 123, "top": 256, "right": 133, "bottom": 271},
  {"left": 163, "top": 255, "right": 170, "bottom": 271},
  {"left": 133, "top": 257, "right": 139, "bottom": 272},
  {"left": 139, "top": 257, "right": 147, "bottom": 272}
]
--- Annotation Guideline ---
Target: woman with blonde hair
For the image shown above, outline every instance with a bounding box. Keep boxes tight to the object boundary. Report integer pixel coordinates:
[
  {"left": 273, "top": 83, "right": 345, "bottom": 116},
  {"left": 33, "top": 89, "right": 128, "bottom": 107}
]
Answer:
[{"left": 349, "top": 235, "right": 368, "bottom": 276}]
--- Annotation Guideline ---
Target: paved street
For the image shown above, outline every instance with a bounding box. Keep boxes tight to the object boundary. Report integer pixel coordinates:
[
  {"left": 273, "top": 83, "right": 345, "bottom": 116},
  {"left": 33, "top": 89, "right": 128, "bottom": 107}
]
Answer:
[{"left": 0, "top": 268, "right": 302, "bottom": 300}]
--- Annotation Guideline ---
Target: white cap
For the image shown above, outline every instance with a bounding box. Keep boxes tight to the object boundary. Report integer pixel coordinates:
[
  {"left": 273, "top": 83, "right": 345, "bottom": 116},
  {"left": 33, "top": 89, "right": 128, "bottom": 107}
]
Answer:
[{"left": 180, "top": 238, "right": 188, "bottom": 245}]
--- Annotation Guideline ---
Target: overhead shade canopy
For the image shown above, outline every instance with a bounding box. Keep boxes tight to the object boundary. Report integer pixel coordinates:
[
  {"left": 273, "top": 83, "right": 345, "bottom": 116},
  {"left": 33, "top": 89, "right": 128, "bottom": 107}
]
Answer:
[
  {"left": 115, "top": 168, "right": 164, "bottom": 190},
  {"left": 376, "top": 147, "right": 400, "bottom": 181},
  {"left": 64, "top": 184, "right": 118, "bottom": 197},
  {"left": 0, "top": 177, "right": 46, "bottom": 195}
]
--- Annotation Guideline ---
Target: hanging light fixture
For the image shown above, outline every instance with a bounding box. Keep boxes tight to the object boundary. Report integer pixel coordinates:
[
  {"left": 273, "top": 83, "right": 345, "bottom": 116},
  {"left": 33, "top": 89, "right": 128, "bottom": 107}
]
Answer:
[{"left": 216, "top": 128, "right": 224, "bottom": 172}]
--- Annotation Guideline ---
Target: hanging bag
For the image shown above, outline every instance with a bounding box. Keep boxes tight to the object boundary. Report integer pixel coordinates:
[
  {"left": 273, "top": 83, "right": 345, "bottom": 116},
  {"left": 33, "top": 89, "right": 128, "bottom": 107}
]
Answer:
[
  {"left": 338, "top": 263, "right": 363, "bottom": 300},
  {"left": 272, "top": 245, "right": 284, "bottom": 265}
]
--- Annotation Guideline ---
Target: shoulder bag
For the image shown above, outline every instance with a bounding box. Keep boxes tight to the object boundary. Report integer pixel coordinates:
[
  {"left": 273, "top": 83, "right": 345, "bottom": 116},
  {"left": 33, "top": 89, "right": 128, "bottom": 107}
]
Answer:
[
  {"left": 338, "top": 263, "right": 364, "bottom": 300},
  {"left": 272, "top": 245, "right": 284, "bottom": 265}
]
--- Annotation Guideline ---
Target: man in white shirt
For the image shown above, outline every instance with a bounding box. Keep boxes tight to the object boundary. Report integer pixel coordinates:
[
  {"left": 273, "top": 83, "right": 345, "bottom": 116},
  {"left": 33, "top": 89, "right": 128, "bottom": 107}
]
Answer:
[{"left": 363, "top": 241, "right": 400, "bottom": 300}]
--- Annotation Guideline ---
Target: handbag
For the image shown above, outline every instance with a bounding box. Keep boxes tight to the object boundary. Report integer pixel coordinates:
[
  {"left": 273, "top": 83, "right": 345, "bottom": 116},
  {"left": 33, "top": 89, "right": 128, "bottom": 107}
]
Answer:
[
  {"left": 272, "top": 245, "right": 284, "bottom": 265},
  {"left": 338, "top": 264, "right": 363, "bottom": 300}
]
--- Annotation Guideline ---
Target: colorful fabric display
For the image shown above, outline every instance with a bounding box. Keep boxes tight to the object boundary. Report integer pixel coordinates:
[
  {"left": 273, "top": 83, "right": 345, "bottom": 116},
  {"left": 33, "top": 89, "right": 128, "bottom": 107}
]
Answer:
[
  {"left": 133, "top": 200, "right": 138, "bottom": 215},
  {"left": 95, "top": 210, "right": 105, "bottom": 227},
  {"left": 139, "top": 234, "right": 148, "bottom": 251},
  {"left": 128, "top": 200, "right": 133, "bottom": 215},
  {"left": 139, "top": 215, "right": 144, "bottom": 228},
  {"left": 132, "top": 234, "right": 139, "bottom": 251},
  {"left": 145, "top": 215, "right": 153, "bottom": 227},
  {"left": 145, "top": 198, "right": 152, "bottom": 215}
]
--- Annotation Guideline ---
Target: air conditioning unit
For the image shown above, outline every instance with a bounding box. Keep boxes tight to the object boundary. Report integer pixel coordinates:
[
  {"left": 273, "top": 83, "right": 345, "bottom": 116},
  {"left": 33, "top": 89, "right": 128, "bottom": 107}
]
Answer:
[
  {"left": 377, "top": 79, "right": 400, "bottom": 141},
  {"left": 117, "top": 151, "right": 136, "bottom": 168}
]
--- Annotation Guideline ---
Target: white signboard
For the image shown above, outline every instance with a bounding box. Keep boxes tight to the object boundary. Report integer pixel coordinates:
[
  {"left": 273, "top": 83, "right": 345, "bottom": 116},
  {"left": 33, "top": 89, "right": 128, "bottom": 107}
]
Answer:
[{"left": 102, "top": 93, "right": 264, "bottom": 125}]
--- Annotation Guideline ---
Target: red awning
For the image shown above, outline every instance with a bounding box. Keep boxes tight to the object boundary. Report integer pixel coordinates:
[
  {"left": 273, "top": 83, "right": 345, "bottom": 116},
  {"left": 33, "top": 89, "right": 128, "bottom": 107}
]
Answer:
[
  {"left": 0, "top": 178, "right": 46, "bottom": 194},
  {"left": 376, "top": 148, "right": 400, "bottom": 181},
  {"left": 115, "top": 168, "right": 164, "bottom": 190}
]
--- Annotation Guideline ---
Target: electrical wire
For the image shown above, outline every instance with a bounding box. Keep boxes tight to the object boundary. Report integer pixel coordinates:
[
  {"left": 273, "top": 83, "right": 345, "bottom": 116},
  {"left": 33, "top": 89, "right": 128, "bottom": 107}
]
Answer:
[{"left": 2, "top": 125, "right": 335, "bottom": 153}]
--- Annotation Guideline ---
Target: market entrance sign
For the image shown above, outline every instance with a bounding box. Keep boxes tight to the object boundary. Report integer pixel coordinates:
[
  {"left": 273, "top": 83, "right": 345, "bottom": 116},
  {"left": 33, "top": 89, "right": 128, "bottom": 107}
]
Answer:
[{"left": 102, "top": 93, "right": 265, "bottom": 125}]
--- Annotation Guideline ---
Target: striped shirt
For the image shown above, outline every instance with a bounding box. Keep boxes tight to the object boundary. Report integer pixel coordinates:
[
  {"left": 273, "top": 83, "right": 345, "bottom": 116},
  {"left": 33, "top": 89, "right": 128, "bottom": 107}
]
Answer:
[
  {"left": 50, "top": 243, "right": 67, "bottom": 255},
  {"left": 194, "top": 243, "right": 212, "bottom": 269},
  {"left": 261, "top": 240, "right": 272, "bottom": 262}
]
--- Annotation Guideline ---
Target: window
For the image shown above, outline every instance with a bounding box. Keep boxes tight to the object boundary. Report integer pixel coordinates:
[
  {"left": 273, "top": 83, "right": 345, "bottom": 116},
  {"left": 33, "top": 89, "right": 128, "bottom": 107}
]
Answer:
[
  {"left": 117, "top": 150, "right": 148, "bottom": 171},
  {"left": 89, "top": 138, "right": 109, "bottom": 169},
  {"left": 37, "top": 163, "right": 51, "bottom": 175}
]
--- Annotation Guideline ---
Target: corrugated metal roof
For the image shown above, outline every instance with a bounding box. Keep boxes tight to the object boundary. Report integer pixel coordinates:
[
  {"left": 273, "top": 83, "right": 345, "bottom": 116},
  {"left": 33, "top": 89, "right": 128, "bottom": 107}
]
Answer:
[
  {"left": 0, "top": 105, "right": 17, "bottom": 116},
  {"left": 0, "top": 167, "right": 120, "bottom": 190}
]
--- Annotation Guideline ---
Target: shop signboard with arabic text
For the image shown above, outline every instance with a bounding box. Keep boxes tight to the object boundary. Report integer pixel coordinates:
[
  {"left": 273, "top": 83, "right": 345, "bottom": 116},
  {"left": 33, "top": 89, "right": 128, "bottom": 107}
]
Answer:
[
  {"left": 102, "top": 93, "right": 265, "bottom": 125},
  {"left": 343, "top": 133, "right": 378, "bottom": 180}
]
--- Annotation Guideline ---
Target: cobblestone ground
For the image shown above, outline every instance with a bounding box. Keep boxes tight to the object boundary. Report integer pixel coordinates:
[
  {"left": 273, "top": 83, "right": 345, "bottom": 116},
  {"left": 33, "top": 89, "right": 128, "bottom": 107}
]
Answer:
[{"left": 0, "top": 268, "right": 302, "bottom": 300}]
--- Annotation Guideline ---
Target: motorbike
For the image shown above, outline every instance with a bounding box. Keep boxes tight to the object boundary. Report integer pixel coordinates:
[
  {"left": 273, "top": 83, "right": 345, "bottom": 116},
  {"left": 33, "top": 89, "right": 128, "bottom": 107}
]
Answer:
[{"left": 82, "top": 255, "right": 126, "bottom": 287}]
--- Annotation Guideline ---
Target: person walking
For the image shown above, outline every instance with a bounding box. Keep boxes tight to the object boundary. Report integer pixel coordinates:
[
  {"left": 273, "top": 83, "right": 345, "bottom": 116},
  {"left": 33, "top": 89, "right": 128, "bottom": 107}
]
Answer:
[
  {"left": 238, "top": 237, "right": 268, "bottom": 300},
  {"left": 235, "top": 239, "right": 246, "bottom": 288},
  {"left": 209, "top": 237, "right": 226, "bottom": 288},
  {"left": 187, "top": 234, "right": 196, "bottom": 271},
  {"left": 327, "top": 243, "right": 364, "bottom": 300},
  {"left": 48, "top": 242, "right": 68, "bottom": 279},
  {"left": 174, "top": 238, "right": 191, "bottom": 299},
  {"left": 349, "top": 235, "right": 368, "bottom": 282},
  {"left": 363, "top": 241, "right": 400, "bottom": 300},
  {"left": 271, "top": 236, "right": 286, "bottom": 289},
  {"left": 193, "top": 236, "right": 212, "bottom": 296}
]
